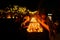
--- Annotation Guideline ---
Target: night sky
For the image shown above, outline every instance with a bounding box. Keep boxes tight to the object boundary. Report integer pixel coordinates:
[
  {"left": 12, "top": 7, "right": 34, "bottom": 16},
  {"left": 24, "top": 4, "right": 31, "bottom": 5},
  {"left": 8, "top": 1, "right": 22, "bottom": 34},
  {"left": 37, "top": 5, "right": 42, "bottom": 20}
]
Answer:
[
  {"left": 0, "top": 0, "right": 40, "bottom": 9},
  {"left": 0, "top": 0, "right": 60, "bottom": 9}
]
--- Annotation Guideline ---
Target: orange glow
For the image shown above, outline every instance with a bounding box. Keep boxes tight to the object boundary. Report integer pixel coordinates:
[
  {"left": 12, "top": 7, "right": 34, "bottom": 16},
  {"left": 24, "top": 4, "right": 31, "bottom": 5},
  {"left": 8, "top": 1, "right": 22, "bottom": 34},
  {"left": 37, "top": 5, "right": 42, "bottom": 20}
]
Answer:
[
  {"left": 27, "top": 17, "right": 43, "bottom": 32},
  {"left": 7, "top": 15, "right": 11, "bottom": 19}
]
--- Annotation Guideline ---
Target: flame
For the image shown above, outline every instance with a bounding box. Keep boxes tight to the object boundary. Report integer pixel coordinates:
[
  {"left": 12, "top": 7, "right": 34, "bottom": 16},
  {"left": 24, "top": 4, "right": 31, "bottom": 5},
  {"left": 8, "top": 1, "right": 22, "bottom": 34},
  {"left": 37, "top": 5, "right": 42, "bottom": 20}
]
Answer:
[{"left": 27, "top": 17, "right": 43, "bottom": 32}]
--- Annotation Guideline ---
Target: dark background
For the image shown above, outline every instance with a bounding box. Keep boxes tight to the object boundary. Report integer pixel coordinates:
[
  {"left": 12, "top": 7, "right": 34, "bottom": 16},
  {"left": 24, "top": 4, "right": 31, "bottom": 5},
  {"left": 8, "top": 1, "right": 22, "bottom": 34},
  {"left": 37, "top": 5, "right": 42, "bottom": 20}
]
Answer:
[
  {"left": 0, "top": 1, "right": 60, "bottom": 40},
  {"left": 0, "top": 0, "right": 60, "bottom": 9}
]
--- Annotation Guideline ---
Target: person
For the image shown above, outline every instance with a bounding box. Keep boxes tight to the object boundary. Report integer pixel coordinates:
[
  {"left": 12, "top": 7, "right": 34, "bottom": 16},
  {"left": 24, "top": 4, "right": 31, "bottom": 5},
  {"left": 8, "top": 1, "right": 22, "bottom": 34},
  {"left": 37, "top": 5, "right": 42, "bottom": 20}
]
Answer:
[
  {"left": 21, "top": 11, "right": 50, "bottom": 40},
  {"left": 51, "top": 20, "right": 59, "bottom": 40}
]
